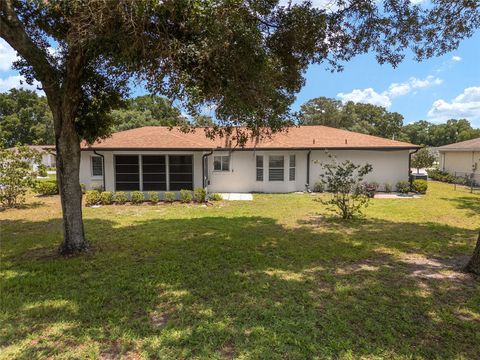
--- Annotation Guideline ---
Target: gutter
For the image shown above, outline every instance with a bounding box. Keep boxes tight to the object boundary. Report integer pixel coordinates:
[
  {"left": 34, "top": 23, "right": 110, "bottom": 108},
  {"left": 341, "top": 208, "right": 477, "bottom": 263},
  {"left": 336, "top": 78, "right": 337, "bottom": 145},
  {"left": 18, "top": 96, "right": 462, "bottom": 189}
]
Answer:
[
  {"left": 202, "top": 150, "right": 214, "bottom": 189},
  {"left": 306, "top": 149, "right": 312, "bottom": 192},
  {"left": 93, "top": 150, "right": 106, "bottom": 191},
  {"left": 408, "top": 148, "right": 420, "bottom": 184}
]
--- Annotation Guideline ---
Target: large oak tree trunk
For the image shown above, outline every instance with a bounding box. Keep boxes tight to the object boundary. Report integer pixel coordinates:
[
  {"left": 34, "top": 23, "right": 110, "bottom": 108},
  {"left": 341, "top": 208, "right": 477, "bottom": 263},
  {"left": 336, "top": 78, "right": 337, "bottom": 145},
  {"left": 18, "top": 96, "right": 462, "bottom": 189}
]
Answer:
[
  {"left": 465, "top": 231, "right": 480, "bottom": 275},
  {"left": 54, "top": 109, "right": 87, "bottom": 255}
]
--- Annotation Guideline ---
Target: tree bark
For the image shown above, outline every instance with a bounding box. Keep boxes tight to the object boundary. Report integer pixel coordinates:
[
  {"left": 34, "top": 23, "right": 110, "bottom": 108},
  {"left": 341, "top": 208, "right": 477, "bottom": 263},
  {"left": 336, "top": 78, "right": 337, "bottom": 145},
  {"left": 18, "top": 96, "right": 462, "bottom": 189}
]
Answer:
[{"left": 465, "top": 231, "right": 480, "bottom": 275}]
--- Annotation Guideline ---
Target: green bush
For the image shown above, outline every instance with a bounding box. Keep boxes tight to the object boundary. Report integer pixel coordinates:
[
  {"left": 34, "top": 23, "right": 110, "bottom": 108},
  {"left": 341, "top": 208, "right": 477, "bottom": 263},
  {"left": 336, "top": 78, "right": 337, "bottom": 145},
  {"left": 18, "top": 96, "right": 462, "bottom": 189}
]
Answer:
[
  {"left": 148, "top": 191, "right": 160, "bottom": 204},
  {"left": 37, "top": 164, "right": 48, "bottom": 177},
  {"left": 396, "top": 181, "right": 410, "bottom": 194},
  {"left": 426, "top": 169, "right": 454, "bottom": 183},
  {"left": 313, "top": 181, "right": 324, "bottom": 193},
  {"left": 100, "top": 191, "right": 114, "bottom": 205},
  {"left": 80, "top": 183, "right": 86, "bottom": 194},
  {"left": 85, "top": 190, "right": 102, "bottom": 206},
  {"left": 35, "top": 180, "right": 58, "bottom": 196},
  {"left": 114, "top": 192, "right": 127, "bottom": 204},
  {"left": 209, "top": 193, "right": 223, "bottom": 201},
  {"left": 131, "top": 191, "right": 145, "bottom": 204},
  {"left": 164, "top": 191, "right": 176, "bottom": 202},
  {"left": 180, "top": 189, "right": 192, "bottom": 203},
  {"left": 412, "top": 180, "right": 428, "bottom": 194},
  {"left": 384, "top": 183, "right": 392, "bottom": 193},
  {"left": 194, "top": 187, "right": 207, "bottom": 203}
]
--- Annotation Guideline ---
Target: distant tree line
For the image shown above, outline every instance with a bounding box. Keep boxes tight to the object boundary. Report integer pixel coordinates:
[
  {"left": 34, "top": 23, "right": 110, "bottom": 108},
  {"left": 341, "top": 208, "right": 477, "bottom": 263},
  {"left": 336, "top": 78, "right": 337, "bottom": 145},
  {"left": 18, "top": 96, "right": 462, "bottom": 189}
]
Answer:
[
  {"left": 1, "top": 90, "right": 478, "bottom": 148},
  {"left": 299, "top": 97, "right": 480, "bottom": 147}
]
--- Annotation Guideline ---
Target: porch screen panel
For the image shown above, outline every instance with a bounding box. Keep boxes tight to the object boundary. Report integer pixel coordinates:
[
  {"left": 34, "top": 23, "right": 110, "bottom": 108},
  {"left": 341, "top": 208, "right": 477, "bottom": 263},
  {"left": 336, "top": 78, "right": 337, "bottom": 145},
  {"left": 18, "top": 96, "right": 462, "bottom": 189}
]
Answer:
[
  {"left": 115, "top": 155, "right": 140, "bottom": 191},
  {"left": 169, "top": 155, "right": 193, "bottom": 190},
  {"left": 142, "top": 155, "right": 166, "bottom": 190}
]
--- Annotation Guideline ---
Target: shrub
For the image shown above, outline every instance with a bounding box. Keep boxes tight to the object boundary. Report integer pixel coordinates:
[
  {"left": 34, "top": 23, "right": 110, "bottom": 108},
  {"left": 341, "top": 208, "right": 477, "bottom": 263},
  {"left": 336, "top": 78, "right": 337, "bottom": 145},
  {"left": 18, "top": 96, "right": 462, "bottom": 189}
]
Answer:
[
  {"left": 209, "top": 193, "right": 223, "bottom": 201},
  {"left": 35, "top": 180, "right": 58, "bottom": 196},
  {"left": 100, "top": 191, "right": 114, "bottom": 204},
  {"left": 131, "top": 191, "right": 145, "bottom": 204},
  {"left": 318, "top": 154, "right": 373, "bottom": 219},
  {"left": 180, "top": 189, "right": 193, "bottom": 203},
  {"left": 37, "top": 164, "right": 48, "bottom": 177},
  {"left": 384, "top": 183, "right": 392, "bottom": 193},
  {"left": 148, "top": 191, "right": 160, "bottom": 204},
  {"left": 80, "top": 183, "right": 86, "bottom": 194},
  {"left": 164, "top": 191, "right": 176, "bottom": 202},
  {"left": 313, "top": 181, "right": 324, "bottom": 193},
  {"left": 363, "top": 182, "right": 379, "bottom": 198},
  {"left": 396, "top": 181, "right": 410, "bottom": 194},
  {"left": 194, "top": 187, "right": 207, "bottom": 203},
  {"left": 114, "top": 192, "right": 128, "bottom": 204},
  {"left": 412, "top": 179, "right": 428, "bottom": 194},
  {"left": 85, "top": 190, "right": 102, "bottom": 206},
  {"left": 0, "top": 146, "right": 41, "bottom": 208}
]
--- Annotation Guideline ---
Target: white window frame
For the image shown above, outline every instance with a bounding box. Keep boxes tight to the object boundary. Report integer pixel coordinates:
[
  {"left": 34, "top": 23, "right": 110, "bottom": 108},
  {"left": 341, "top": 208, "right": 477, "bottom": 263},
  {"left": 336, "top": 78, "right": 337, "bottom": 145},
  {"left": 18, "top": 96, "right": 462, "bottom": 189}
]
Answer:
[
  {"left": 269, "top": 155, "right": 284, "bottom": 181},
  {"left": 289, "top": 155, "right": 296, "bottom": 181},
  {"left": 256, "top": 155, "right": 264, "bottom": 181},
  {"left": 213, "top": 155, "right": 230, "bottom": 172},
  {"left": 91, "top": 155, "right": 103, "bottom": 178}
]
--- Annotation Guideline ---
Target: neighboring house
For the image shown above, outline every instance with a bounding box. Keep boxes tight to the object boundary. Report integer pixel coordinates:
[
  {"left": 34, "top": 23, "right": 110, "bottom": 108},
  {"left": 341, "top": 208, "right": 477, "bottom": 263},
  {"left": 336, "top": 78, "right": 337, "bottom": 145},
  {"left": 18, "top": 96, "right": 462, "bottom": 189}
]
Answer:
[
  {"left": 438, "top": 138, "right": 480, "bottom": 176},
  {"left": 79, "top": 125, "right": 420, "bottom": 193},
  {"left": 8, "top": 145, "right": 56, "bottom": 171}
]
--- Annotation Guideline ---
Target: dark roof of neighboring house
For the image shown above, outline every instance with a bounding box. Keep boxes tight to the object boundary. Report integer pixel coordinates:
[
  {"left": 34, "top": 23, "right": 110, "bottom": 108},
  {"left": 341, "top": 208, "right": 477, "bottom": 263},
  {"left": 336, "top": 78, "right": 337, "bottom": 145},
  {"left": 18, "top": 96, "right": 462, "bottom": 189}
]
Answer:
[
  {"left": 82, "top": 126, "right": 420, "bottom": 151},
  {"left": 437, "top": 137, "right": 480, "bottom": 151}
]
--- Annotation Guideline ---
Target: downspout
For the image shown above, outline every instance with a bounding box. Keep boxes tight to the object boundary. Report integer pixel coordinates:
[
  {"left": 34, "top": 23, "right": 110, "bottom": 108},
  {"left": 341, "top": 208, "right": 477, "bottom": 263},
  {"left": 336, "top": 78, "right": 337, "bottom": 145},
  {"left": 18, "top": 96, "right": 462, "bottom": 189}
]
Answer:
[
  {"left": 408, "top": 148, "right": 420, "bottom": 184},
  {"left": 93, "top": 150, "right": 106, "bottom": 191},
  {"left": 202, "top": 150, "right": 214, "bottom": 189},
  {"left": 306, "top": 149, "right": 312, "bottom": 191}
]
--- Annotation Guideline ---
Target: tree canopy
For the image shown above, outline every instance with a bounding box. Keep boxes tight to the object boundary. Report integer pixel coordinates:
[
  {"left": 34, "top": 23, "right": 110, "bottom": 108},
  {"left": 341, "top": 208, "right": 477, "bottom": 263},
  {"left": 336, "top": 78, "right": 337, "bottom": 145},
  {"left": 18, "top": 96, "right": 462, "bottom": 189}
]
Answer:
[
  {"left": 0, "top": 88, "right": 54, "bottom": 147},
  {"left": 298, "top": 96, "right": 480, "bottom": 146}
]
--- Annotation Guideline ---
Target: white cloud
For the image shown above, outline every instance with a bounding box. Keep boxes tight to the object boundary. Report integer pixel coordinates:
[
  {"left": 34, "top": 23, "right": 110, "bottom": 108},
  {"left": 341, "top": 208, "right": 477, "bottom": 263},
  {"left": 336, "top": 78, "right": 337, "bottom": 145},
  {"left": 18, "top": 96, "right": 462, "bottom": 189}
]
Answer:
[
  {"left": 337, "top": 88, "right": 391, "bottom": 107},
  {"left": 0, "top": 39, "right": 18, "bottom": 71},
  {"left": 451, "top": 55, "right": 462, "bottom": 62},
  {"left": 427, "top": 87, "right": 480, "bottom": 123},
  {"left": 337, "top": 75, "right": 442, "bottom": 108},
  {"left": 0, "top": 74, "right": 42, "bottom": 93}
]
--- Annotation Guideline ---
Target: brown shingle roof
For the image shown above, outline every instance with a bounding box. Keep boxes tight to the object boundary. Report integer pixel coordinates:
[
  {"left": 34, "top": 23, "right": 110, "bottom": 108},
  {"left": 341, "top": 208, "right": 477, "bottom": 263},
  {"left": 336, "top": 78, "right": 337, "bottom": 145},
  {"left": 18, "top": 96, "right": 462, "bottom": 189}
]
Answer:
[
  {"left": 437, "top": 137, "right": 480, "bottom": 151},
  {"left": 82, "top": 125, "right": 420, "bottom": 150}
]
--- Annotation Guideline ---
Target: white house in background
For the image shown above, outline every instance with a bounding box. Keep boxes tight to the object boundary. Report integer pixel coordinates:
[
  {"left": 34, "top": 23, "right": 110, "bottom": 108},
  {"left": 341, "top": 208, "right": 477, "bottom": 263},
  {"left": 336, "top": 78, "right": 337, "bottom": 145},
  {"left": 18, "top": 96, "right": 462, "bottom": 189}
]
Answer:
[
  {"left": 8, "top": 145, "right": 56, "bottom": 170},
  {"left": 79, "top": 125, "right": 420, "bottom": 193},
  {"left": 438, "top": 137, "right": 480, "bottom": 176}
]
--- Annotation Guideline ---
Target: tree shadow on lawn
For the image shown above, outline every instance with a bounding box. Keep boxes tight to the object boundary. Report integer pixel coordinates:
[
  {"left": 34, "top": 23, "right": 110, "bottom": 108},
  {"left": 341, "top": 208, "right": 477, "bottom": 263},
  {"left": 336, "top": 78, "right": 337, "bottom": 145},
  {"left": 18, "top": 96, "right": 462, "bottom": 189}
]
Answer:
[
  {"left": 1, "top": 216, "right": 479, "bottom": 359},
  {"left": 440, "top": 195, "right": 480, "bottom": 216}
]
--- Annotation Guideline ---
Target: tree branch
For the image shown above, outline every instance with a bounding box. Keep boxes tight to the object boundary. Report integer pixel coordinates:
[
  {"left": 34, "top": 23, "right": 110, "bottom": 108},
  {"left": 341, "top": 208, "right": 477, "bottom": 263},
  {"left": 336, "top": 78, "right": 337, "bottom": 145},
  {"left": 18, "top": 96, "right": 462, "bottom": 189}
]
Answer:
[{"left": 0, "top": 0, "right": 60, "bottom": 101}]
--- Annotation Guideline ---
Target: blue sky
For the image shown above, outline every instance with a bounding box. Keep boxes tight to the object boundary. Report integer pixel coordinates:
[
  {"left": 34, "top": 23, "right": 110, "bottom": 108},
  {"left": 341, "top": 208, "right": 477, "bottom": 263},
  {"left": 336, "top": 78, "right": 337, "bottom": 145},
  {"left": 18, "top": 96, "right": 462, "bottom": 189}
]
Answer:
[{"left": 1, "top": 27, "right": 479, "bottom": 127}]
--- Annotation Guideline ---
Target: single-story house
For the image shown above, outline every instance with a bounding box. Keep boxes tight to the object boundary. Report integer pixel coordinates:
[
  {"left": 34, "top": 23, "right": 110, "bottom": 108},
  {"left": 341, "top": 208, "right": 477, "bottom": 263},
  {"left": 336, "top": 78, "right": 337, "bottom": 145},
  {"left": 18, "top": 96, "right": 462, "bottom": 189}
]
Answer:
[
  {"left": 438, "top": 137, "right": 480, "bottom": 176},
  {"left": 79, "top": 125, "right": 420, "bottom": 193}
]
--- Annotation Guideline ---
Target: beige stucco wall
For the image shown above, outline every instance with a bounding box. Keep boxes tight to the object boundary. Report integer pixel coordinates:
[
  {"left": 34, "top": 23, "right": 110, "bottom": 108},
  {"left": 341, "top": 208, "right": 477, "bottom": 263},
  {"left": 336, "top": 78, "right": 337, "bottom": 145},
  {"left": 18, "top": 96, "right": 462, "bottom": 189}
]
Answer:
[
  {"left": 439, "top": 151, "right": 480, "bottom": 175},
  {"left": 79, "top": 148, "right": 411, "bottom": 193}
]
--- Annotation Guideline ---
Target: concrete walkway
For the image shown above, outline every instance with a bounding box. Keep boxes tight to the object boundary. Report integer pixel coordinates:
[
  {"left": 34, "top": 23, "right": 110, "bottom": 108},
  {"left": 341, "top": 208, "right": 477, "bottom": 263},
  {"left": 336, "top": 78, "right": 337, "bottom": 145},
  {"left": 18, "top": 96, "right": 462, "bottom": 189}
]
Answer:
[
  {"left": 374, "top": 193, "right": 421, "bottom": 199},
  {"left": 218, "top": 193, "right": 253, "bottom": 201}
]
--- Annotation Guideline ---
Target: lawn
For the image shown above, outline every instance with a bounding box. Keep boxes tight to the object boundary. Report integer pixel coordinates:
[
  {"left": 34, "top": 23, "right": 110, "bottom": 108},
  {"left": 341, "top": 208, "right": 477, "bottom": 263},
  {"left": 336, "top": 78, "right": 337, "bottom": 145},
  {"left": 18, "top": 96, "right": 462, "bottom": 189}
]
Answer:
[{"left": 1, "top": 182, "right": 479, "bottom": 359}]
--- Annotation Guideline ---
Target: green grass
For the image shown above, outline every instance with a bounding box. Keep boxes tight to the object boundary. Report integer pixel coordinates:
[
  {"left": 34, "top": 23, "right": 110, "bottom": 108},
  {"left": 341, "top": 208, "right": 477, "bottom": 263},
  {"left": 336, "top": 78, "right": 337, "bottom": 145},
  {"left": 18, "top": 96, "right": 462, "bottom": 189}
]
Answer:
[{"left": 1, "top": 182, "right": 479, "bottom": 359}]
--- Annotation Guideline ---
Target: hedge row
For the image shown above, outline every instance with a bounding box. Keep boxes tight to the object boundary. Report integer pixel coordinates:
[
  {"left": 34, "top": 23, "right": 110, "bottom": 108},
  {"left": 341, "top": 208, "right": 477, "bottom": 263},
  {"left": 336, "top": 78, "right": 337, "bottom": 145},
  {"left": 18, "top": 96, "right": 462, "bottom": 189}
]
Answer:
[{"left": 84, "top": 188, "right": 222, "bottom": 206}]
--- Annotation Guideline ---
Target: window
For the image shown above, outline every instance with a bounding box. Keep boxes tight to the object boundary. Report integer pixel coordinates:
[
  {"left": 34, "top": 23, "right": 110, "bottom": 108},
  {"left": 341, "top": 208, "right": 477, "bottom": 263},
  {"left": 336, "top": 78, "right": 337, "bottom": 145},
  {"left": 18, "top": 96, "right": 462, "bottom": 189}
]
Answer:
[
  {"left": 169, "top": 155, "right": 193, "bottom": 190},
  {"left": 213, "top": 155, "right": 230, "bottom": 171},
  {"left": 91, "top": 156, "right": 103, "bottom": 177},
  {"left": 142, "top": 155, "right": 166, "bottom": 191},
  {"left": 115, "top": 155, "right": 140, "bottom": 191},
  {"left": 289, "top": 155, "right": 296, "bottom": 181},
  {"left": 269, "top": 155, "right": 284, "bottom": 181},
  {"left": 256, "top": 155, "right": 263, "bottom": 181}
]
